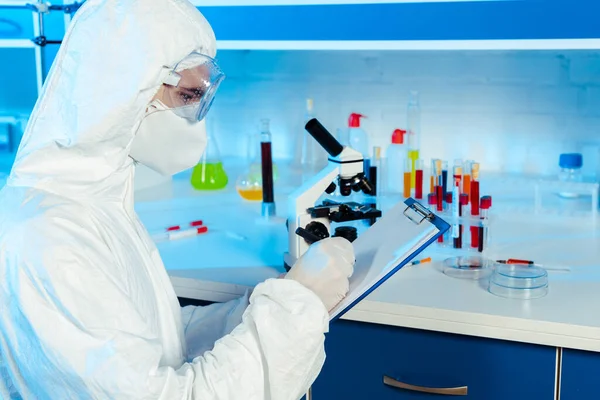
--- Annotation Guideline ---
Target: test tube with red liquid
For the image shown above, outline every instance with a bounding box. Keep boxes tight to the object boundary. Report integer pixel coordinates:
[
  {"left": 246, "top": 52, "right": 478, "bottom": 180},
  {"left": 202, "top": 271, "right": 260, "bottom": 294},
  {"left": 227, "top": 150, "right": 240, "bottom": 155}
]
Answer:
[
  {"left": 415, "top": 159, "right": 424, "bottom": 199},
  {"left": 441, "top": 160, "right": 449, "bottom": 210},
  {"left": 478, "top": 195, "right": 492, "bottom": 252},
  {"left": 434, "top": 159, "right": 443, "bottom": 212},
  {"left": 470, "top": 162, "right": 480, "bottom": 249},
  {"left": 260, "top": 119, "right": 276, "bottom": 217}
]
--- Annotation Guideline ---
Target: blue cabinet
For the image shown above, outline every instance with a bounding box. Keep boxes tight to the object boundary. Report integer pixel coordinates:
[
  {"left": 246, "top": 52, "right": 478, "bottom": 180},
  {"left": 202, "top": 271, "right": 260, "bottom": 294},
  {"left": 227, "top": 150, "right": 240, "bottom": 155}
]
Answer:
[
  {"left": 311, "top": 320, "right": 556, "bottom": 399},
  {"left": 199, "top": 0, "right": 600, "bottom": 46},
  {"left": 560, "top": 349, "right": 600, "bottom": 400}
]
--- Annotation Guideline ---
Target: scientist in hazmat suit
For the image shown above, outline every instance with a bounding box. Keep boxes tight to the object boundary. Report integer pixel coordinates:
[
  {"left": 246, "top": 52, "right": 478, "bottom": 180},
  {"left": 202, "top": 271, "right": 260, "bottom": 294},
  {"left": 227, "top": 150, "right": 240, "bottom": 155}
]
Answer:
[{"left": 0, "top": 0, "right": 355, "bottom": 398}]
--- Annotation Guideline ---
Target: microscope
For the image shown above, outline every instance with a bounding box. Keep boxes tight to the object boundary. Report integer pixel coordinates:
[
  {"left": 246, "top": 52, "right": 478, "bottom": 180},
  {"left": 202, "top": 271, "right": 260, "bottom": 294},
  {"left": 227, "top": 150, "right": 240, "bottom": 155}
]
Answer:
[{"left": 283, "top": 118, "right": 381, "bottom": 271}]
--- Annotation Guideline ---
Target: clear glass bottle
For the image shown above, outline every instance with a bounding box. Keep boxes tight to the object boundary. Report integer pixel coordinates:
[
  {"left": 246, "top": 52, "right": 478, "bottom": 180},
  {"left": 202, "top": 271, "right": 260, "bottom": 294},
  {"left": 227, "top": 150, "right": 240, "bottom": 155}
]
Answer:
[{"left": 558, "top": 153, "right": 583, "bottom": 198}]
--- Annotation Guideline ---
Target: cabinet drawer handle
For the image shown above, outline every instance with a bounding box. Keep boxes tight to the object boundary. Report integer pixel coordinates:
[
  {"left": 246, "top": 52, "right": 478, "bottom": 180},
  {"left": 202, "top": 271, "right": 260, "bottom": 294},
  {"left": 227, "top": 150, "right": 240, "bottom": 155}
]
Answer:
[{"left": 383, "top": 375, "right": 468, "bottom": 396}]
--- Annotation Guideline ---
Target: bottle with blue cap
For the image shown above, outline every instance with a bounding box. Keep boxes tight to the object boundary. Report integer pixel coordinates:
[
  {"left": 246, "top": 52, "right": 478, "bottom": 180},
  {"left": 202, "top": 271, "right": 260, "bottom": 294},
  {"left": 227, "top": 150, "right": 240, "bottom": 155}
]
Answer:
[{"left": 558, "top": 153, "right": 583, "bottom": 198}]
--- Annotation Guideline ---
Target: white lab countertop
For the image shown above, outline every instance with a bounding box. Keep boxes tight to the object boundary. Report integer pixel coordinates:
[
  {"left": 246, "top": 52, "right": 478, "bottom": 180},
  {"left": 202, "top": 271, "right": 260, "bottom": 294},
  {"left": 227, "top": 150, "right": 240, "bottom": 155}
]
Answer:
[{"left": 135, "top": 162, "right": 600, "bottom": 353}]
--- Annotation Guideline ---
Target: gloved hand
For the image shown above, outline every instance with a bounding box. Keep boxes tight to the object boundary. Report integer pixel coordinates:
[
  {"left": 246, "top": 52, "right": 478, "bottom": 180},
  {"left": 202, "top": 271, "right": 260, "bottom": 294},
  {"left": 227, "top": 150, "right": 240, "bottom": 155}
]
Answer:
[{"left": 285, "top": 237, "right": 355, "bottom": 312}]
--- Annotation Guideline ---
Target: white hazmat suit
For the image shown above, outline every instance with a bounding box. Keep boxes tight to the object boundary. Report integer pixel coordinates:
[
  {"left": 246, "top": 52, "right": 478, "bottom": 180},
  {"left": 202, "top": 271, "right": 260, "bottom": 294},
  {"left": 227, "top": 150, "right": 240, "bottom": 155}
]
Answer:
[{"left": 0, "top": 0, "right": 354, "bottom": 398}]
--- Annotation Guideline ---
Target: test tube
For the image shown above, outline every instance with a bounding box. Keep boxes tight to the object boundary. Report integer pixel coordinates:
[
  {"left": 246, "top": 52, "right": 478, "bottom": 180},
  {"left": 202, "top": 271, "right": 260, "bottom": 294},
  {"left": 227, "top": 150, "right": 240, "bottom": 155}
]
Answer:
[
  {"left": 463, "top": 160, "right": 472, "bottom": 200},
  {"left": 441, "top": 160, "right": 449, "bottom": 207},
  {"left": 456, "top": 193, "right": 469, "bottom": 249},
  {"left": 370, "top": 146, "right": 381, "bottom": 196},
  {"left": 435, "top": 159, "right": 443, "bottom": 212},
  {"left": 415, "top": 159, "right": 424, "bottom": 200},
  {"left": 470, "top": 162, "right": 480, "bottom": 249},
  {"left": 445, "top": 192, "right": 453, "bottom": 243},
  {"left": 403, "top": 159, "right": 412, "bottom": 198},
  {"left": 260, "top": 119, "right": 275, "bottom": 217},
  {"left": 453, "top": 160, "right": 463, "bottom": 190},
  {"left": 451, "top": 163, "right": 462, "bottom": 243},
  {"left": 428, "top": 193, "right": 443, "bottom": 243},
  {"left": 479, "top": 195, "right": 492, "bottom": 252},
  {"left": 442, "top": 161, "right": 448, "bottom": 193},
  {"left": 430, "top": 159, "right": 437, "bottom": 194}
]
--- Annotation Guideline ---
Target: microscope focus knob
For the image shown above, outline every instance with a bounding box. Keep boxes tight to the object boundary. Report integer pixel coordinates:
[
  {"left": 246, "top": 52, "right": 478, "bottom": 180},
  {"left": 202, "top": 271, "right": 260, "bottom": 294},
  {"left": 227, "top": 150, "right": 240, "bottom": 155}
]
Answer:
[
  {"left": 325, "top": 182, "right": 337, "bottom": 194},
  {"left": 305, "top": 221, "right": 330, "bottom": 241}
]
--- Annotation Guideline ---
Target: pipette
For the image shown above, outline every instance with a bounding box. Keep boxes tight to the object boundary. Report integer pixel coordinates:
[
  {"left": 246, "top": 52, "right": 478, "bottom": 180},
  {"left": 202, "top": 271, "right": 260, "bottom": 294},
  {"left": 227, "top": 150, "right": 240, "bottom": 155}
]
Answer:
[{"left": 496, "top": 259, "right": 571, "bottom": 272}]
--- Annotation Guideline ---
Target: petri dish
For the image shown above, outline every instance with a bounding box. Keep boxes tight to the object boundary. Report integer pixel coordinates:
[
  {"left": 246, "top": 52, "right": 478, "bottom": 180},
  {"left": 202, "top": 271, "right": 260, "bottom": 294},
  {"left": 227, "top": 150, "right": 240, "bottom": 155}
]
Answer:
[
  {"left": 443, "top": 255, "right": 494, "bottom": 280},
  {"left": 488, "top": 263, "right": 549, "bottom": 299}
]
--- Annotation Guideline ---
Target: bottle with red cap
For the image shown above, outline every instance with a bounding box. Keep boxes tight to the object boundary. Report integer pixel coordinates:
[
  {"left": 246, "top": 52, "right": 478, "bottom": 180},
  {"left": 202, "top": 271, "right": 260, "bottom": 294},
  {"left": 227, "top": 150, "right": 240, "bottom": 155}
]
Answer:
[
  {"left": 386, "top": 128, "right": 407, "bottom": 194},
  {"left": 347, "top": 113, "right": 370, "bottom": 158}
]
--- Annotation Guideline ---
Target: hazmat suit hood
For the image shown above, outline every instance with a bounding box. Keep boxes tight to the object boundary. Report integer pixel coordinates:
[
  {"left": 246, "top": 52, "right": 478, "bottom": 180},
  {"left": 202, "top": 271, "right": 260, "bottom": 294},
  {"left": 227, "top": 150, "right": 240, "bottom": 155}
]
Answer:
[{"left": 9, "top": 0, "right": 216, "bottom": 202}]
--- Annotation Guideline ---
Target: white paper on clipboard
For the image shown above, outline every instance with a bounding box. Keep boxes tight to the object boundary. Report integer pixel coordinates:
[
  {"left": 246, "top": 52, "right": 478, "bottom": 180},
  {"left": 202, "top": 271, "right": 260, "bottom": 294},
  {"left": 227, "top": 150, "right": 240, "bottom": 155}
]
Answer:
[{"left": 328, "top": 199, "right": 445, "bottom": 320}]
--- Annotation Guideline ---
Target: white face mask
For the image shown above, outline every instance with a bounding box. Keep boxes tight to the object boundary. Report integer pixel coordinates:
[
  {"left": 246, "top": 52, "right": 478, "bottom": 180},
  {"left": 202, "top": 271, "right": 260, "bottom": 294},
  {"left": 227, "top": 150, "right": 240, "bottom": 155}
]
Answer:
[{"left": 129, "top": 100, "right": 207, "bottom": 176}]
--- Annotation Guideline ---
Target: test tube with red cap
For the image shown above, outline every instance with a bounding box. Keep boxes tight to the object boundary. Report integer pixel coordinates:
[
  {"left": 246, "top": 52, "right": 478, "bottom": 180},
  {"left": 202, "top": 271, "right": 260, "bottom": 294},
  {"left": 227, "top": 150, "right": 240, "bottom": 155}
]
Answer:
[
  {"left": 478, "top": 195, "right": 492, "bottom": 252},
  {"left": 470, "top": 162, "right": 481, "bottom": 249},
  {"left": 415, "top": 159, "right": 424, "bottom": 199}
]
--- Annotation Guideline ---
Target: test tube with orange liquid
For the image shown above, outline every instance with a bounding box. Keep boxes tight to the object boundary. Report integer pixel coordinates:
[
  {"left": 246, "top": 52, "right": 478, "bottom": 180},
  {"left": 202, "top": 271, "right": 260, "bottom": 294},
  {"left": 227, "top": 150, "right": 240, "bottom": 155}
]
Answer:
[
  {"left": 403, "top": 159, "right": 412, "bottom": 198},
  {"left": 430, "top": 159, "right": 437, "bottom": 194},
  {"left": 463, "top": 160, "right": 472, "bottom": 200}
]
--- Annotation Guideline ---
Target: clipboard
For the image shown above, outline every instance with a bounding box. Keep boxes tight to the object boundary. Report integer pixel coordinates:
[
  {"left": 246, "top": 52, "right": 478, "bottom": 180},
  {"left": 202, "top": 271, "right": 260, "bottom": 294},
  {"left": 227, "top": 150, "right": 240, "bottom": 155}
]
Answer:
[{"left": 329, "top": 198, "right": 450, "bottom": 321}]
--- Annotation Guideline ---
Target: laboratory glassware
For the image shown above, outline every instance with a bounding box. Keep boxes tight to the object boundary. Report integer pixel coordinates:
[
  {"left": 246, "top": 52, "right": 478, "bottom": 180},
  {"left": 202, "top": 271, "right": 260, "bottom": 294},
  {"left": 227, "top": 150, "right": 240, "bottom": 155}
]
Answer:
[
  {"left": 414, "top": 159, "right": 424, "bottom": 199},
  {"left": 236, "top": 123, "right": 279, "bottom": 201},
  {"left": 407, "top": 90, "right": 421, "bottom": 188},
  {"left": 488, "top": 263, "right": 549, "bottom": 299},
  {"left": 190, "top": 129, "right": 228, "bottom": 190},
  {"left": 386, "top": 129, "right": 407, "bottom": 194},
  {"left": 260, "top": 118, "right": 276, "bottom": 217},
  {"left": 403, "top": 158, "right": 411, "bottom": 198},
  {"left": 443, "top": 255, "right": 494, "bottom": 280},
  {"left": 558, "top": 153, "right": 583, "bottom": 198}
]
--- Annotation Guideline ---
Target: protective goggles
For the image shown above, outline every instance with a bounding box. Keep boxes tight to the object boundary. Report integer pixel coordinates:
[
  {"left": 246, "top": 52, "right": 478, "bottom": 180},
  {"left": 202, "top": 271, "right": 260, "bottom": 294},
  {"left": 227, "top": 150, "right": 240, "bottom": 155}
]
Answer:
[{"left": 160, "top": 52, "right": 225, "bottom": 122}]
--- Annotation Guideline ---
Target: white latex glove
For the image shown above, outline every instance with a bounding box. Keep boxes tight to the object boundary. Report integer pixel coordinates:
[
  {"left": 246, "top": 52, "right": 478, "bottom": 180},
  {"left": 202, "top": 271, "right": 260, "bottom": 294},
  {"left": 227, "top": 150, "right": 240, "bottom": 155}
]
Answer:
[{"left": 285, "top": 237, "right": 355, "bottom": 312}]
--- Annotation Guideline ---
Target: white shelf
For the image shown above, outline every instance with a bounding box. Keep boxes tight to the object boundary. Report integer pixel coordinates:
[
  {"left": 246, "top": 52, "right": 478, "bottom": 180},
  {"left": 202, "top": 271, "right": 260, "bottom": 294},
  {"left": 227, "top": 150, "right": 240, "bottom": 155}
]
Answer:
[
  {"left": 192, "top": 0, "right": 481, "bottom": 5},
  {"left": 217, "top": 39, "right": 600, "bottom": 51},
  {"left": 0, "top": 39, "right": 34, "bottom": 48}
]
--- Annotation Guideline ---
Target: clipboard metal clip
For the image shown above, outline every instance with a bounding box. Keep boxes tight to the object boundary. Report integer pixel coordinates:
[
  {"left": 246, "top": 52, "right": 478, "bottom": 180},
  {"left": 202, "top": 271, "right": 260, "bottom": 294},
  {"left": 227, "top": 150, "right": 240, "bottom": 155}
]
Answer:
[{"left": 403, "top": 202, "right": 434, "bottom": 225}]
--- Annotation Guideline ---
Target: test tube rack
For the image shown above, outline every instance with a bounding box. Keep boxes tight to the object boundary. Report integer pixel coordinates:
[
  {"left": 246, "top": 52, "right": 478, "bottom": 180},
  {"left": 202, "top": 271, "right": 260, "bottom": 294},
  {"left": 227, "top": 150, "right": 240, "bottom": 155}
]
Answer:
[{"left": 430, "top": 208, "right": 494, "bottom": 255}]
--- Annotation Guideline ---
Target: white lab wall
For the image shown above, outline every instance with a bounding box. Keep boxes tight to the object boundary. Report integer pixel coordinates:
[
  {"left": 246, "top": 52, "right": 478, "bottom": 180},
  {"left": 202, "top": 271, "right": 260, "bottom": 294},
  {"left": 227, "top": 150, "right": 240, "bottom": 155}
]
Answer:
[{"left": 206, "top": 50, "right": 600, "bottom": 179}]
